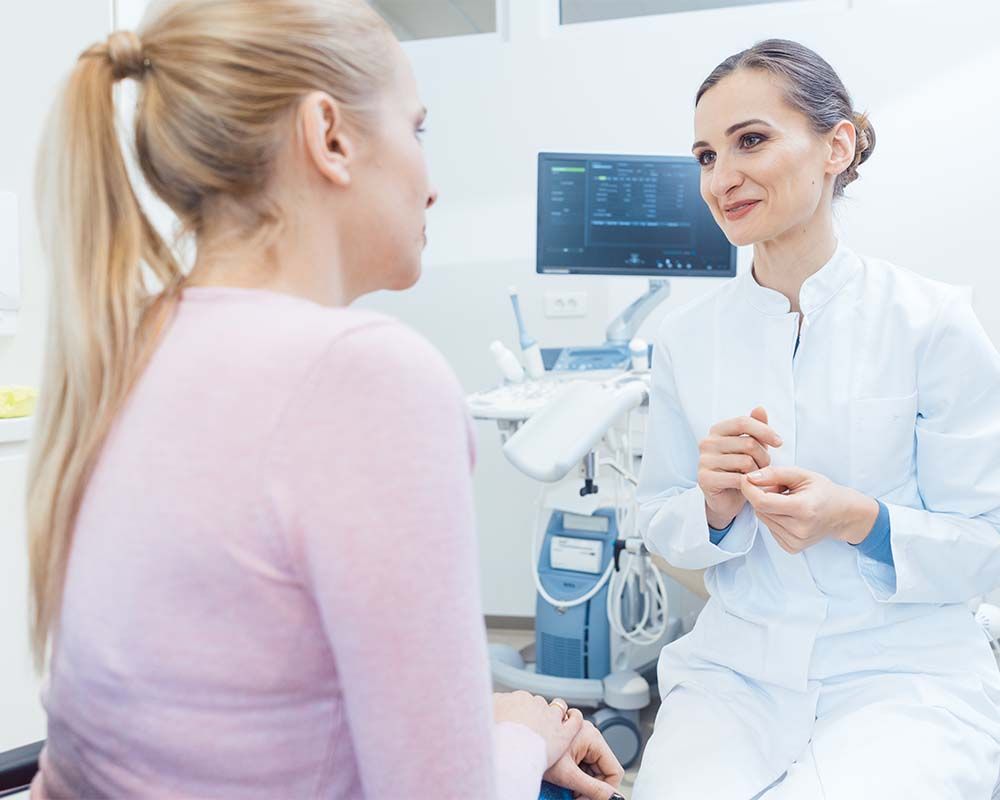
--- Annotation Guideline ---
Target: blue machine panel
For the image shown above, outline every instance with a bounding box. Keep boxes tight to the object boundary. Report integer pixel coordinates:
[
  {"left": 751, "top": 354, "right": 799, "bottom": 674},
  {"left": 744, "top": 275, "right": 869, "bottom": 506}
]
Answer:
[{"left": 536, "top": 509, "right": 618, "bottom": 680}]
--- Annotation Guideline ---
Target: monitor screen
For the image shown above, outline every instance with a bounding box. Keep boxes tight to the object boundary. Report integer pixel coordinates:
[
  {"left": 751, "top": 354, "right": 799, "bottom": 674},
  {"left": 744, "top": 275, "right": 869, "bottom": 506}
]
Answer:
[{"left": 536, "top": 152, "right": 736, "bottom": 277}]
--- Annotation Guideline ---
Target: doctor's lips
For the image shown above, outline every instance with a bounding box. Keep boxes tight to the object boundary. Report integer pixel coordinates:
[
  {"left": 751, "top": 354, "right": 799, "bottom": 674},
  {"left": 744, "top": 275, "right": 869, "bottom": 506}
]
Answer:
[{"left": 723, "top": 199, "right": 761, "bottom": 220}]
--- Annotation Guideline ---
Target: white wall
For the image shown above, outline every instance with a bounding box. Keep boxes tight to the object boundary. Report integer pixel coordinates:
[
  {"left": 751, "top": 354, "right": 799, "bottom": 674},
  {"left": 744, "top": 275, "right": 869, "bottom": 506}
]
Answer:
[
  {"left": 357, "top": 0, "right": 1000, "bottom": 615},
  {"left": 0, "top": 0, "right": 112, "bottom": 751}
]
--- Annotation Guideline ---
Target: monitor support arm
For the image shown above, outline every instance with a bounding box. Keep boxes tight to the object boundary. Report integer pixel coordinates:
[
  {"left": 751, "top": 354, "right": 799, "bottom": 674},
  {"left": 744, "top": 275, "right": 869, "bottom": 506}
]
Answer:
[{"left": 605, "top": 279, "right": 671, "bottom": 345}]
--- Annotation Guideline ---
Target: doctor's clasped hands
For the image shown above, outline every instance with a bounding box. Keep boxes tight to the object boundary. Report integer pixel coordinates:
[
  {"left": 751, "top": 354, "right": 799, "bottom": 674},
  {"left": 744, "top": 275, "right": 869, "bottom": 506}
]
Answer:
[
  {"left": 698, "top": 406, "right": 780, "bottom": 529},
  {"left": 699, "top": 407, "right": 880, "bottom": 553},
  {"left": 741, "top": 466, "right": 880, "bottom": 554}
]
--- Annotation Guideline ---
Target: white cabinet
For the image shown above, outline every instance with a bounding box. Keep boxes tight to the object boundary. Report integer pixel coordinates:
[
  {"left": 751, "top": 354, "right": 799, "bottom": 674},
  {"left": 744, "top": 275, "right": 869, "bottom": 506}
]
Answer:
[
  {"left": 0, "top": 445, "right": 45, "bottom": 751},
  {"left": 0, "top": 191, "right": 18, "bottom": 337},
  {"left": 0, "top": 416, "right": 32, "bottom": 460}
]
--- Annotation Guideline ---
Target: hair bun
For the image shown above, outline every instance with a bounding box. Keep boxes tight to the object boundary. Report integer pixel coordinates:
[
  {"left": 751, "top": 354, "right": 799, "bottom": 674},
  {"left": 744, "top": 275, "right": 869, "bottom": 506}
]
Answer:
[
  {"left": 852, "top": 111, "right": 876, "bottom": 167},
  {"left": 107, "top": 30, "right": 148, "bottom": 81},
  {"left": 837, "top": 111, "right": 876, "bottom": 192}
]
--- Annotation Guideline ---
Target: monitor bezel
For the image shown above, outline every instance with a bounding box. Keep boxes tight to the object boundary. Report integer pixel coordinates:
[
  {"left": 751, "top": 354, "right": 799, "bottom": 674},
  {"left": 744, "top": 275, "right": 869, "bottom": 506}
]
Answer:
[{"left": 536, "top": 151, "right": 737, "bottom": 278}]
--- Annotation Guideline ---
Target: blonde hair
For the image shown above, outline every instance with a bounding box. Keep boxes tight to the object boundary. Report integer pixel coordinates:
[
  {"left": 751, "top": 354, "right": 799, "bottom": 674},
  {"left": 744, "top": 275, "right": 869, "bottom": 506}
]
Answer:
[{"left": 27, "top": 0, "right": 393, "bottom": 669}]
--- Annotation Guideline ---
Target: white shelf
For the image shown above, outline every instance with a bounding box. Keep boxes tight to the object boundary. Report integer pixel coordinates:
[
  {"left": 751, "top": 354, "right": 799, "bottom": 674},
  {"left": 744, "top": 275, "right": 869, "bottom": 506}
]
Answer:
[
  {"left": 0, "top": 416, "right": 32, "bottom": 443},
  {"left": 0, "top": 416, "right": 32, "bottom": 459}
]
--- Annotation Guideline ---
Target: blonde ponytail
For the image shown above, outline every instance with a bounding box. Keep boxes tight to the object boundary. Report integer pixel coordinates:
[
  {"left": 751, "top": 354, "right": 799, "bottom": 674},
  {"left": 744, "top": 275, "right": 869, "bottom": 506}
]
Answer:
[
  {"left": 28, "top": 30, "right": 184, "bottom": 669},
  {"left": 28, "top": 0, "right": 392, "bottom": 669}
]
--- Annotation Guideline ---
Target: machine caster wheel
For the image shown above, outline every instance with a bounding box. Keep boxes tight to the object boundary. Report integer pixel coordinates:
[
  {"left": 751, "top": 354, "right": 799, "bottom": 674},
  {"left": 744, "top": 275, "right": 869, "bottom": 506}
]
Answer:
[{"left": 589, "top": 707, "right": 643, "bottom": 770}]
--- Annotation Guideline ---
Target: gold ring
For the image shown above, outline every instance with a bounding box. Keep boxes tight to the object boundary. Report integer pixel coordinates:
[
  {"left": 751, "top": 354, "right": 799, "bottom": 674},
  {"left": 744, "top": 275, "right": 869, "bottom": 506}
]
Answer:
[{"left": 551, "top": 698, "right": 570, "bottom": 721}]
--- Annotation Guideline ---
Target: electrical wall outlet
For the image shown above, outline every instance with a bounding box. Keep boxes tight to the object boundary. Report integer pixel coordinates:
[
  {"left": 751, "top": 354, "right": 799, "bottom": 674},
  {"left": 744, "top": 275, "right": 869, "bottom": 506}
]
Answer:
[{"left": 544, "top": 290, "right": 588, "bottom": 318}]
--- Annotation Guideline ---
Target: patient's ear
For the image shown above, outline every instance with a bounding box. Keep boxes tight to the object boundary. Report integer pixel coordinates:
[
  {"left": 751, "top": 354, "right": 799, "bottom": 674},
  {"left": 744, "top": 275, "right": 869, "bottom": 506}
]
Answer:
[{"left": 299, "top": 91, "right": 353, "bottom": 187}]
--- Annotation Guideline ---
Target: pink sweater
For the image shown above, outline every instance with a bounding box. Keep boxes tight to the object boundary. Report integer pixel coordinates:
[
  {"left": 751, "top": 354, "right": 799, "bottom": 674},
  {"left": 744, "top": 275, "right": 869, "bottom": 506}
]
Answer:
[{"left": 32, "top": 287, "right": 546, "bottom": 799}]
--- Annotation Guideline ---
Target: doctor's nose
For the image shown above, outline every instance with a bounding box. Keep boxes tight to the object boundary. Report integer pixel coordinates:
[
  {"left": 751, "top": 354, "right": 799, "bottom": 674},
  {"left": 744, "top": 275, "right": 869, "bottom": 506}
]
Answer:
[{"left": 709, "top": 154, "right": 744, "bottom": 200}]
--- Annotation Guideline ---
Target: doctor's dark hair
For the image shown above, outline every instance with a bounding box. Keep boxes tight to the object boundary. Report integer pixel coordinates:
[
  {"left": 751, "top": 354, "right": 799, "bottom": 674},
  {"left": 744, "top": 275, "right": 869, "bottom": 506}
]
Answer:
[
  {"left": 696, "top": 39, "right": 876, "bottom": 197},
  {"left": 27, "top": 0, "right": 394, "bottom": 671}
]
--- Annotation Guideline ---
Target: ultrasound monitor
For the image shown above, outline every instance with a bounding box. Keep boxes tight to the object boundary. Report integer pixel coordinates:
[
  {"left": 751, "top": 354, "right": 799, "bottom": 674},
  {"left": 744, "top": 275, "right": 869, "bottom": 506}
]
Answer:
[{"left": 537, "top": 152, "right": 736, "bottom": 278}]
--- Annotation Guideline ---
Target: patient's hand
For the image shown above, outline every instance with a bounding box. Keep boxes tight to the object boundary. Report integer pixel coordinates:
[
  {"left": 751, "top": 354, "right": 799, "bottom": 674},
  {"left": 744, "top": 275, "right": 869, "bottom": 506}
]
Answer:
[
  {"left": 493, "top": 691, "right": 582, "bottom": 768},
  {"left": 543, "top": 713, "right": 624, "bottom": 800}
]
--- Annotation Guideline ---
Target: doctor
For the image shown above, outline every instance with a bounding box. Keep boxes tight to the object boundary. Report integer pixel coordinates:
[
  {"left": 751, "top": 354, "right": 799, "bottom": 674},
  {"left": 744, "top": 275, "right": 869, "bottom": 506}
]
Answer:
[{"left": 632, "top": 39, "right": 1000, "bottom": 799}]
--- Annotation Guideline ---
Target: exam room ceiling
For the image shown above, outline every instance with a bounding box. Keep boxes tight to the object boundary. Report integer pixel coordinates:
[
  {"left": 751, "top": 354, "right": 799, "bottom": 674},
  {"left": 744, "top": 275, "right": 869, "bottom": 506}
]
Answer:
[{"left": 367, "top": 0, "right": 496, "bottom": 40}]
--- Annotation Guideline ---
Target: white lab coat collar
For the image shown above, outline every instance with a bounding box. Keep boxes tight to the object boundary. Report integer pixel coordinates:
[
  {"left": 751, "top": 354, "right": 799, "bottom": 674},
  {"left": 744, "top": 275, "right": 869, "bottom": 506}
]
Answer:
[{"left": 741, "top": 240, "right": 861, "bottom": 318}]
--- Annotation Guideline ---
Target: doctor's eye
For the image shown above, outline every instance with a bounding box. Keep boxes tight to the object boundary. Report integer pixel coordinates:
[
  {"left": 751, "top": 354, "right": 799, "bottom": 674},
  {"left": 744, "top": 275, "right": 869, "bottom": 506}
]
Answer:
[
  {"left": 740, "top": 133, "right": 766, "bottom": 149},
  {"left": 696, "top": 150, "right": 716, "bottom": 167}
]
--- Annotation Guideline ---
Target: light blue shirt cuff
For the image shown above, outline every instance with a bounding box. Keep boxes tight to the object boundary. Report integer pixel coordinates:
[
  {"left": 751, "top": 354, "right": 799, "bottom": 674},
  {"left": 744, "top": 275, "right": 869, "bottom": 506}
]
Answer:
[
  {"left": 851, "top": 499, "right": 893, "bottom": 567},
  {"left": 709, "top": 519, "right": 735, "bottom": 546}
]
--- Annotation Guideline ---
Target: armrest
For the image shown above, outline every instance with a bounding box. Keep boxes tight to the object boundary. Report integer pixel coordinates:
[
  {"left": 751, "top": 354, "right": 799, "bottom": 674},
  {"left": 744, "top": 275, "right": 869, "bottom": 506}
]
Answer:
[
  {"left": 649, "top": 554, "right": 709, "bottom": 600},
  {"left": 0, "top": 740, "right": 43, "bottom": 798}
]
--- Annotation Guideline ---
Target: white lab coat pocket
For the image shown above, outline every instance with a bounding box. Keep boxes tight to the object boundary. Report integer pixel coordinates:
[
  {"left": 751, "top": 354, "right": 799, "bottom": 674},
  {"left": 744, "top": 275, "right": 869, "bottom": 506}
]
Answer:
[{"left": 850, "top": 391, "right": 919, "bottom": 497}]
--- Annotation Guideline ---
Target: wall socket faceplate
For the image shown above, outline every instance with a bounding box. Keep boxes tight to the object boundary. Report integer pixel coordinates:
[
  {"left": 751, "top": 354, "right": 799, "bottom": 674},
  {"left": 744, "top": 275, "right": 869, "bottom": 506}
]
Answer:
[{"left": 544, "top": 290, "right": 588, "bottom": 318}]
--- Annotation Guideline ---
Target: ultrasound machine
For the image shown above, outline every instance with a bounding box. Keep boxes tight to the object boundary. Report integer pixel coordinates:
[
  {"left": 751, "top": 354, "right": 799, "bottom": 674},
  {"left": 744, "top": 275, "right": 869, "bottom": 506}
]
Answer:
[{"left": 535, "top": 151, "right": 736, "bottom": 371}]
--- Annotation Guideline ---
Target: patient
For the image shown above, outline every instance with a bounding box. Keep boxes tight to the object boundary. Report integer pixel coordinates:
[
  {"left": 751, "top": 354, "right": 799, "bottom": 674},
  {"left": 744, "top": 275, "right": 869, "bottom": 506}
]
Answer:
[{"left": 25, "top": 1, "right": 623, "bottom": 798}]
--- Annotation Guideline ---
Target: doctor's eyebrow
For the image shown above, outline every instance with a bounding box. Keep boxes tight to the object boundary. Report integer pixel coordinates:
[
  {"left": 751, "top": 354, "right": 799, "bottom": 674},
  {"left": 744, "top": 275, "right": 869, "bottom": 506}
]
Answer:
[{"left": 692, "top": 118, "right": 774, "bottom": 151}]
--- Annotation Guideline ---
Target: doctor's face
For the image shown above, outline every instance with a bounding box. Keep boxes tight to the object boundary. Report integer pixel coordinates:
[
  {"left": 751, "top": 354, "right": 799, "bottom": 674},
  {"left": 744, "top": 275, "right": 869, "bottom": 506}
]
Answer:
[{"left": 692, "top": 69, "right": 833, "bottom": 247}]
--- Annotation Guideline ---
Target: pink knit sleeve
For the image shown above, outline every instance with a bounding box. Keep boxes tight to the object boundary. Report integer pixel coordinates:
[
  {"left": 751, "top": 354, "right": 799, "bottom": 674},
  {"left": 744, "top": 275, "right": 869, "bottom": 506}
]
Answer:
[{"left": 266, "top": 319, "right": 545, "bottom": 799}]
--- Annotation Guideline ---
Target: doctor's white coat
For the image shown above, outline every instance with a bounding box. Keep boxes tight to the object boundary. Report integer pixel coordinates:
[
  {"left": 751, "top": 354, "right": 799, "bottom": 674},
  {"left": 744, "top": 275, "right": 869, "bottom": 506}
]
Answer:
[{"left": 633, "top": 243, "right": 1000, "bottom": 799}]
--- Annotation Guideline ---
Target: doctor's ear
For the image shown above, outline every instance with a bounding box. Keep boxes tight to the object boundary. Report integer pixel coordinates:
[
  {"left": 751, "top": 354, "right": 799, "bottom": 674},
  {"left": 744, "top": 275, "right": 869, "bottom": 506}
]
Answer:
[
  {"left": 300, "top": 91, "right": 354, "bottom": 187},
  {"left": 825, "top": 119, "right": 857, "bottom": 183}
]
